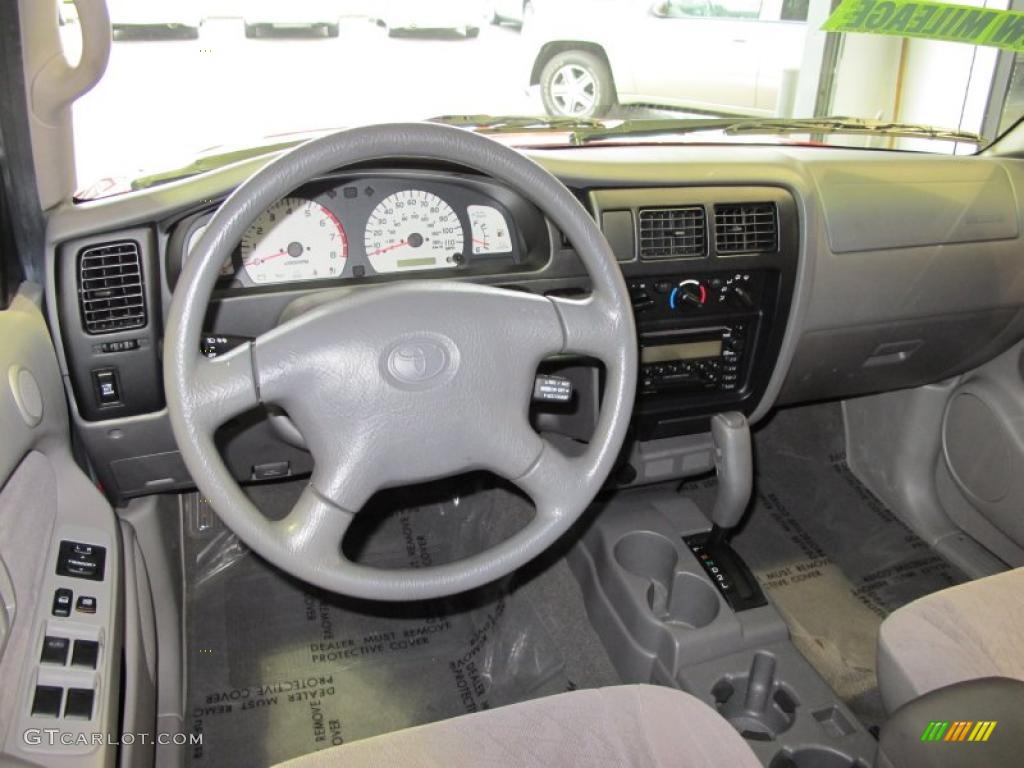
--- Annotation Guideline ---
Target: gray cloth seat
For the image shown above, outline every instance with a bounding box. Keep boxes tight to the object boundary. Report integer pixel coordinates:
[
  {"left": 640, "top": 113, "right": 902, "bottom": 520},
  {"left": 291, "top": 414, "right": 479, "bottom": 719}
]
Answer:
[
  {"left": 275, "top": 684, "right": 761, "bottom": 768},
  {"left": 877, "top": 566, "right": 1024, "bottom": 712}
]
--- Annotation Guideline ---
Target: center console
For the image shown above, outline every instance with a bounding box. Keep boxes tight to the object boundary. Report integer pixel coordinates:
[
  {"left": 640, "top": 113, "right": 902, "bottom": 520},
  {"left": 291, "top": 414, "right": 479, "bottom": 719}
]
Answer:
[{"left": 591, "top": 186, "right": 798, "bottom": 438}]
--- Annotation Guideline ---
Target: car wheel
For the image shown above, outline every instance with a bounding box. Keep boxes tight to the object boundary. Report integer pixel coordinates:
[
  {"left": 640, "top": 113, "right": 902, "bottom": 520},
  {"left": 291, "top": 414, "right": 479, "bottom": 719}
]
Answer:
[
  {"left": 243, "top": 23, "right": 263, "bottom": 39},
  {"left": 540, "top": 50, "right": 615, "bottom": 119},
  {"left": 465, "top": 25, "right": 480, "bottom": 38},
  {"left": 325, "top": 23, "right": 340, "bottom": 37}
]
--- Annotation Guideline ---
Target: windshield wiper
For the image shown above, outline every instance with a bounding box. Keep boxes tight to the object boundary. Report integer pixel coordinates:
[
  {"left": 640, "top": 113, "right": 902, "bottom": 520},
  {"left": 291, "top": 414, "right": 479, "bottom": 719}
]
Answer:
[
  {"left": 569, "top": 116, "right": 983, "bottom": 146},
  {"left": 430, "top": 114, "right": 607, "bottom": 134}
]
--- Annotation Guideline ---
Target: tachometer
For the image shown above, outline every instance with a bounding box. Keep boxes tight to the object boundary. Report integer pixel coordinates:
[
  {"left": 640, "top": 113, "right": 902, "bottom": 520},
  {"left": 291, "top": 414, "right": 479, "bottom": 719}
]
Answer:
[
  {"left": 364, "top": 190, "right": 464, "bottom": 273},
  {"left": 240, "top": 197, "right": 347, "bottom": 284}
]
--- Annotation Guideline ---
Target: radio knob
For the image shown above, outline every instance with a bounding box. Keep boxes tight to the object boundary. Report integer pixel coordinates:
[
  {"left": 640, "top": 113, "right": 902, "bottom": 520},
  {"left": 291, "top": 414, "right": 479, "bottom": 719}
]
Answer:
[{"left": 669, "top": 279, "right": 707, "bottom": 310}]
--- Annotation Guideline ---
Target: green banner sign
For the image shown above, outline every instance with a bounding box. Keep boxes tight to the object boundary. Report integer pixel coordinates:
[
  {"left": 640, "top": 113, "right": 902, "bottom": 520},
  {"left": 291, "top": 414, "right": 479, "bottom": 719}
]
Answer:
[{"left": 823, "top": 0, "right": 1024, "bottom": 52}]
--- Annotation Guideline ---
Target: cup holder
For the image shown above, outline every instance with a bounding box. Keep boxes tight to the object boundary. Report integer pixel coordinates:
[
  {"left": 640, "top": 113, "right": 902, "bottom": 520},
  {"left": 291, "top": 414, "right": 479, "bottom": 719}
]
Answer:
[
  {"left": 769, "top": 747, "right": 870, "bottom": 768},
  {"left": 712, "top": 651, "right": 798, "bottom": 740},
  {"left": 613, "top": 532, "right": 720, "bottom": 628}
]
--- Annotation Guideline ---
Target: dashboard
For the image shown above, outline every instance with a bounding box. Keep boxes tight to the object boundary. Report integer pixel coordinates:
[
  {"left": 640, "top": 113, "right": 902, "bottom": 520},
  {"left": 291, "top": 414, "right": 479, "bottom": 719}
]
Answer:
[
  {"left": 45, "top": 144, "right": 1024, "bottom": 502},
  {"left": 167, "top": 172, "right": 549, "bottom": 289}
]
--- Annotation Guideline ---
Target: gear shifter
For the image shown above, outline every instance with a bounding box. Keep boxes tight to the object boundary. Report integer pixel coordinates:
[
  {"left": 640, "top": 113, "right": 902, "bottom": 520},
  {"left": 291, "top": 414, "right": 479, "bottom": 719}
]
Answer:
[
  {"left": 707, "top": 411, "right": 753, "bottom": 548},
  {"left": 685, "top": 412, "right": 767, "bottom": 611}
]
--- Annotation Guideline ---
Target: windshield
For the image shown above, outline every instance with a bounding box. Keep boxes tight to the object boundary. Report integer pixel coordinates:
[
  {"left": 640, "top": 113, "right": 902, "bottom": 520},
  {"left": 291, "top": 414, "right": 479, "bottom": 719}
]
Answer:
[{"left": 65, "top": 0, "right": 1024, "bottom": 197}]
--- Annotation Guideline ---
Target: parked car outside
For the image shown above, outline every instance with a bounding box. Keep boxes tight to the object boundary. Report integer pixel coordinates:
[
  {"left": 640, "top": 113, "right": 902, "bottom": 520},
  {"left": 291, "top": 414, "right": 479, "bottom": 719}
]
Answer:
[
  {"left": 242, "top": 0, "right": 342, "bottom": 37},
  {"left": 106, "top": 0, "right": 204, "bottom": 38},
  {"left": 524, "top": 0, "right": 809, "bottom": 118},
  {"left": 378, "top": 0, "right": 485, "bottom": 37},
  {"left": 492, "top": 0, "right": 530, "bottom": 26}
]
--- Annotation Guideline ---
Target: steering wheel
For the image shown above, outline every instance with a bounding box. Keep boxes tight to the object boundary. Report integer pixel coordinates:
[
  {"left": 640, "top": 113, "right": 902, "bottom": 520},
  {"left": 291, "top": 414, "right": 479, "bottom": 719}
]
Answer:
[{"left": 164, "top": 123, "right": 637, "bottom": 601}]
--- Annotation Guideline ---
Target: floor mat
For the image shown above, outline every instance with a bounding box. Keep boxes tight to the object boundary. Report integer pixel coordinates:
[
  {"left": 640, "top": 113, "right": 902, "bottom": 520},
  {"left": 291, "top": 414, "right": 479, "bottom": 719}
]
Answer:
[
  {"left": 183, "top": 478, "right": 620, "bottom": 768},
  {"left": 681, "top": 402, "right": 967, "bottom": 729}
]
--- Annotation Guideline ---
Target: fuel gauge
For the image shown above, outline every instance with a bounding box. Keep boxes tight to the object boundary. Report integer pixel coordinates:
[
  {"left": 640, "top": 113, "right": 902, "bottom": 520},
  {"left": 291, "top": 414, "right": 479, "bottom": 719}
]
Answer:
[{"left": 468, "top": 205, "right": 512, "bottom": 255}]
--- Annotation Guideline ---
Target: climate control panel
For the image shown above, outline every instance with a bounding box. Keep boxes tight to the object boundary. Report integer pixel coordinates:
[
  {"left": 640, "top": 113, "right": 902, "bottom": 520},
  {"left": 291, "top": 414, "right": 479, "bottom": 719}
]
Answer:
[{"left": 628, "top": 270, "right": 764, "bottom": 320}]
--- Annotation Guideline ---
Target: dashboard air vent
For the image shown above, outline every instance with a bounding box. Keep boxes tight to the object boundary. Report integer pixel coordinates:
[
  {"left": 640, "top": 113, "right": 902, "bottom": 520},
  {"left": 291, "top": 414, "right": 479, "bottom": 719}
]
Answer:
[
  {"left": 714, "top": 203, "right": 777, "bottom": 254},
  {"left": 638, "top": 206, "right": 706, "bottom": 259},
  {"left": 77, "top": 240, "right": 147, "bottom": 334}
]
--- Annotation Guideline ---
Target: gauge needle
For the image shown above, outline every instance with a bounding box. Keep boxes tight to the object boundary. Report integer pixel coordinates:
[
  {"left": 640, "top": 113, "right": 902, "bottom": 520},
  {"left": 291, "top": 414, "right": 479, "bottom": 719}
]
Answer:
[
  {"left": 244, "top": 249, "right": 287, "bottom": 267},
  {"left": 369, "top": 240, "right": 408, "bottom": 256},
  {"left": 472, "top": 238, "right": 490, "bottom": 248}
]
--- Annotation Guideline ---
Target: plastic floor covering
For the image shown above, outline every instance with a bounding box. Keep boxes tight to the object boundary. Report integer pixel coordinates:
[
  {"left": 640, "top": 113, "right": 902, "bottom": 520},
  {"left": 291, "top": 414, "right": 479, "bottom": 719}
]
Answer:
[
  {"left": 183, "top": 479, "right": 620, "bottom": 768},
  {"left": 681, "top": 402, "right": 967, "bottom": 730}
]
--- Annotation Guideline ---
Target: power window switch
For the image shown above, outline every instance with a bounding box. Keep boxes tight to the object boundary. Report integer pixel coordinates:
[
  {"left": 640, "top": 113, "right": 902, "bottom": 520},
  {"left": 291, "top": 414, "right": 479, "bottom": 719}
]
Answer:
[
  {"left": 52, "top": 587, "right": 73, "bottom": 617},
  {"left": 76, "top": 595, "right": 97, "bottom": 614},
  {"left": 31, "top": 686, "right": 63, "bottom": 718},
  {"left": 64, "top": 688, "right": 95, "bottom": 720},
  {"left": 71, "top": 639, "right": 100, "bottom": 669},
  {"left": 41, "top": 635, "right": 70, "bottom": 665}
]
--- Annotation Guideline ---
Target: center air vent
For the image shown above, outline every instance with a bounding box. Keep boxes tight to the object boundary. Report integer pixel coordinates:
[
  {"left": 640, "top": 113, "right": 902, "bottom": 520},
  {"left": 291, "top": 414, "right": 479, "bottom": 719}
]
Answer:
[
  {"left": 714, "top": 203, "right": 777, "bottom": 254},
  {"left": 638, "top": 206, "right": 706, "bottom": 259},
  {"left": 77, "top": 240, "right": 147, "bottom": 334}
]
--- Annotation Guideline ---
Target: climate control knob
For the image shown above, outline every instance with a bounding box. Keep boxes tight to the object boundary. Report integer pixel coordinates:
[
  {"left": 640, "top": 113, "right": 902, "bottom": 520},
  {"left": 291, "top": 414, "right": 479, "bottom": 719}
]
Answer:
[{"left": 669, "top": 279, "right": 707, "bottom": 310}]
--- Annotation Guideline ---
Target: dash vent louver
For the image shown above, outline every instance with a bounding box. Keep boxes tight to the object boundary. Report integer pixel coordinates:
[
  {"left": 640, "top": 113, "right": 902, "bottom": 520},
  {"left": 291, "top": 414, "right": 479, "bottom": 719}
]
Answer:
[
  {"left": 77, "top": 240, "right": 147, "bottom": 334},
  {"left": 714, "top": 203, "right": 778, "bottom": 254},
  {"left": 638, "top": 206, "right": 706, "bottom": 259}
]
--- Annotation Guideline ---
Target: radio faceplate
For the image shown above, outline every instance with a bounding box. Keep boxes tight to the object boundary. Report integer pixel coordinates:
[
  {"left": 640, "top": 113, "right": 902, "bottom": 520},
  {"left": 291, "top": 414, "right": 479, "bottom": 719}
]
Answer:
[{"left": 639, "top": 323, "right": 749, "bottom": 396}]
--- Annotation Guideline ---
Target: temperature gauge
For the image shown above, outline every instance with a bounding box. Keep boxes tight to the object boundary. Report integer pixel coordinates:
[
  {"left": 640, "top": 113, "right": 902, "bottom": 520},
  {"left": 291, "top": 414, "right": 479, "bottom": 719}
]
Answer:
[{"left": 468, "top": 205, "right": 512, "bottom": 255}]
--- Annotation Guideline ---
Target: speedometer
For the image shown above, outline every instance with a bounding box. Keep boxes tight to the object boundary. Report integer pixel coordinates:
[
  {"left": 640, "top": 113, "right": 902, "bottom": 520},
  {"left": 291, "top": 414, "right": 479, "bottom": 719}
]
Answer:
[
  {"left": 240, "top": 197, "right": 347, "bottom": 284},
  {"left": 364, "top": 190, "right": 464, "bottom": 273}
]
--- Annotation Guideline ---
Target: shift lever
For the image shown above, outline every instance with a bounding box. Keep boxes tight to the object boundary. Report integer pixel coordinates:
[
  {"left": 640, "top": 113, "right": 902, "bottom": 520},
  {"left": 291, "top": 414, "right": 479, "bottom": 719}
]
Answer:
[
  {"left": 685, "top": 411, "right": 766, "bottom": 611},
  {"left": 707, "top": 411, "right": 753, "bottom": 548}
]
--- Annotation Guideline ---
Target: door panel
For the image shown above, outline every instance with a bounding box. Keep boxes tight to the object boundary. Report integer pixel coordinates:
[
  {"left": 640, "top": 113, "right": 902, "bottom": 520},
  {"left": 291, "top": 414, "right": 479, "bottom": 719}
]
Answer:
[{"left": 0, "top": 285, "right": 122, "bottom": 768}]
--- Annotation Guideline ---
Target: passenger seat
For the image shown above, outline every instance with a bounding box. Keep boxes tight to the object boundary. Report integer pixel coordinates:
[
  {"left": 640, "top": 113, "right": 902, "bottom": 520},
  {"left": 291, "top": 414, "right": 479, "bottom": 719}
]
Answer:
[{"left": 877, "top": 567, "right": 1024, "bottom": 712}]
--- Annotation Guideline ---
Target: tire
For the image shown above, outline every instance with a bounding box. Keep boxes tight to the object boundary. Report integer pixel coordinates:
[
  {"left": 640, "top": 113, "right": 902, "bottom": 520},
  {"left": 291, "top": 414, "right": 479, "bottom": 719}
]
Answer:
[
  {"left": 540, "top": 50, "right": 615, "bottom": 119},
  {"left": 324, "top": 23, "right": 339, "bottom": 37},
  {"left": 465, "top": 25, "right": 480, "bottom": 38},
  {"left": 243, "top": 23, "right": 263, "bottom": 38}
]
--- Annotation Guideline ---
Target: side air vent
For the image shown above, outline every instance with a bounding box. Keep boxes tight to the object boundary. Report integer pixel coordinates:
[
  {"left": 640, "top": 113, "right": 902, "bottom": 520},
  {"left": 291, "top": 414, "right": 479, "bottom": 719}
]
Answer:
[
  {"left": 714, "top": 203, "right": 778, "bottom": 254},
  {"left": 77, "top": 240, "right": 147, "bottom": 334},
  {"left": 638, "top": 206, "right": 706, "bottom": 259}
]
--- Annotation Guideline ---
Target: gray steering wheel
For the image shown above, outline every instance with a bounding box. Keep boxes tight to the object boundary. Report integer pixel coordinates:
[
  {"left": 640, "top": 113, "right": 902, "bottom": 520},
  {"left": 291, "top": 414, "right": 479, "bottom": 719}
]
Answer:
[{"left": 164, "top": 123, "right": 637, "bottom": 600}]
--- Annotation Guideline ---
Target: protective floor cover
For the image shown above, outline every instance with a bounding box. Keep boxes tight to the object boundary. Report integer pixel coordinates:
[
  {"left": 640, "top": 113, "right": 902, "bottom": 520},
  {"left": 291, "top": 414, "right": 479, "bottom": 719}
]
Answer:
[
  {"left": 184, "top": 479, "right": 619, "bottom": 768},
  {"left": 682, "top": 403, "right": 966, "bottom": 729}
]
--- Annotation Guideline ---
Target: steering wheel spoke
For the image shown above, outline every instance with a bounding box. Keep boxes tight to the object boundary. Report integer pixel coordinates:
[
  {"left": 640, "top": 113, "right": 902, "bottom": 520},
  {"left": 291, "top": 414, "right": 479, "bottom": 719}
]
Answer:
[
  {"left": 548, "top": 293, "right": 629, "bottom": 363},
  {"left": 273, "top": 483, "right": 355, "bottom": 565},
  {"left": 188, "top": 344, "right": 260, "bottom": 433}
]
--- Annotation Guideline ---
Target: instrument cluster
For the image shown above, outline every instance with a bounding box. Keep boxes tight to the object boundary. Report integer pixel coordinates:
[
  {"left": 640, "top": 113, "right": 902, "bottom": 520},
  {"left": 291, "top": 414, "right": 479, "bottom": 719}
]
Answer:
[{"left": 172, "top": 172, "right": 541, "bottom": 288}]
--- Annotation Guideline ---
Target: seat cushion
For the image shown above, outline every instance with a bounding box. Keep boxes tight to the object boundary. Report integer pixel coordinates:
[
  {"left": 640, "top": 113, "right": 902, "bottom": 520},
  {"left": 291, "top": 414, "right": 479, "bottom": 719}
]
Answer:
[
  {"left": 877, "top": 567, "right": 1024, "bottom": 712},
  {"left": 274, "top": 684, "right": 760, "bottom": 768}
]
